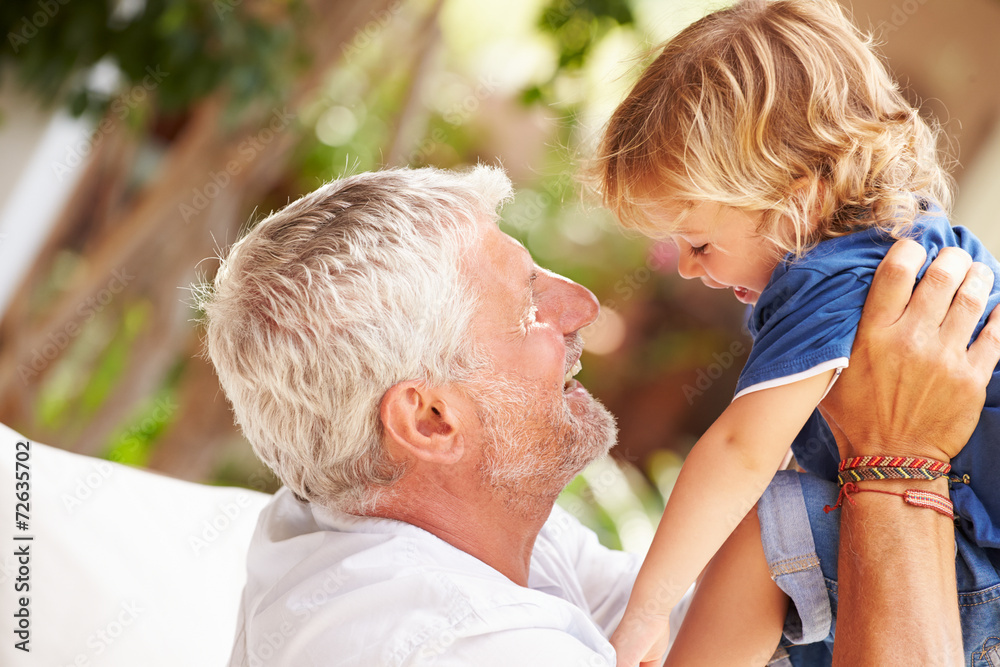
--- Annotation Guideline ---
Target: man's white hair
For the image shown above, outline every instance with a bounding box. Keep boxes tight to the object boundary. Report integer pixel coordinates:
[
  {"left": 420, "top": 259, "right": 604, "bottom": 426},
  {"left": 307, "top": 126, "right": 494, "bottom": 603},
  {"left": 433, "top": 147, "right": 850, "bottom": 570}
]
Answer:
[{"left": 200, "top": 165, "right": 513, "bottom": 513}]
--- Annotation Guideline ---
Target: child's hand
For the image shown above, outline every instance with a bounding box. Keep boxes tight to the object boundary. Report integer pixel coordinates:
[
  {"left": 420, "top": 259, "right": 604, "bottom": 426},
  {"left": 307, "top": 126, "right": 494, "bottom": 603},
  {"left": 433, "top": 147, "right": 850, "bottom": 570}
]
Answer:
[{"left": 609, "top": 611, "right": 671, "bottom": 667}]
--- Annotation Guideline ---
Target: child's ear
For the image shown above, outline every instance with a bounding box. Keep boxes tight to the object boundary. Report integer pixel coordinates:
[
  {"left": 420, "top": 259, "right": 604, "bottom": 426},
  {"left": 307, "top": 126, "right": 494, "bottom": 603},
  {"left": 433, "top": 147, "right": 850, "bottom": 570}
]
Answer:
[{"left": 380, "top": 381, "right": 466, "bottom": 464}]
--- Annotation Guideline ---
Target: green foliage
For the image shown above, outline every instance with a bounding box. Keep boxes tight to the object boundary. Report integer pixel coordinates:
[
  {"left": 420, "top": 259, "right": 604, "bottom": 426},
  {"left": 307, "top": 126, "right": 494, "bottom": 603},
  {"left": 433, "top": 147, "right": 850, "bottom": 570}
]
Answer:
[
  {"left": 539, "top": 0, "right": 634, "bottom": 69},
  {"left": 297, "top": 61, "right": 413, "bottom": 180},
  {"left": 558, "top": 454, "right": 672, "bottom": 552},
  {"left": 102, "top": 388, "right": 177, "bottom": 466},
  {"left": 1, "top": 0, "right": 306, "bottom": 117},
  {"left": 6, "top": 0, "right": 738, "bottom": 538},
  {"left": 80, "top": 301, "right": 149, "bottom": 414}
]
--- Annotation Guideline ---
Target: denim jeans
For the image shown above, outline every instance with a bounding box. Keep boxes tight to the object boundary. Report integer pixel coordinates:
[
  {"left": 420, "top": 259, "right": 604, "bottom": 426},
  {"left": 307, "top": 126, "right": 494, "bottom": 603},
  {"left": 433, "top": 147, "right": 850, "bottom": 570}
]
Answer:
[{"left": 756, "top": 471, "right": 1000, "bottom": 666}]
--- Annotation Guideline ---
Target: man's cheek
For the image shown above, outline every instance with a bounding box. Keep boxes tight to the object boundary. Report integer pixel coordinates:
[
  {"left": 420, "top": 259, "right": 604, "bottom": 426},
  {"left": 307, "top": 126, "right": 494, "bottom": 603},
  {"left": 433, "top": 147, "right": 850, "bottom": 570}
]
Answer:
[{"left": 513, "top": 347, "right": 562, "bottom": 386}]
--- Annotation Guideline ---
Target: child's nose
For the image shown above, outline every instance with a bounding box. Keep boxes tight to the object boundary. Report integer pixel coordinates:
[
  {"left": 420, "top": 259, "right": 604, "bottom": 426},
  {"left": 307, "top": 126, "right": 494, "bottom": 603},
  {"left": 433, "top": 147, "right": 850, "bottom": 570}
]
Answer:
[{"left": 676, "top": 253, "right": 702, "bottom": 280}]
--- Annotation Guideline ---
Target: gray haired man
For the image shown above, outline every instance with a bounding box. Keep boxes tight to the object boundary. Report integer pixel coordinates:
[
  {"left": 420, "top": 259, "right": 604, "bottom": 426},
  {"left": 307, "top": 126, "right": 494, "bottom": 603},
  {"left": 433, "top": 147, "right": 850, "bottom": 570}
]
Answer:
[{"left": 203, "top": 166, "right": 999, "bottom": 666}]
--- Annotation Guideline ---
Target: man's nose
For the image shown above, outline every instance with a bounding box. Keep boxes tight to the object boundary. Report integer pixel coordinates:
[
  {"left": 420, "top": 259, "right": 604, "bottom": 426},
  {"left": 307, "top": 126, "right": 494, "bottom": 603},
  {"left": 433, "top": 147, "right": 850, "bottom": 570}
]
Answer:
[{"left": 539, "top": 270, "right": 600, "bottom": 333}]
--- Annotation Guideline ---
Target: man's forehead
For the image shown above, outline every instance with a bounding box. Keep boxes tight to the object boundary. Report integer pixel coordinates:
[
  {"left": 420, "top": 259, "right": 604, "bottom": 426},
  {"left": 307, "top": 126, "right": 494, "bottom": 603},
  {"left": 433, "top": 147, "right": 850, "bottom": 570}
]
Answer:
[
  {"left": 496, "top": 226, "right": 528, "bottom": 254},
  {"left": 478, "top": 217, "right": 529, "bottom": 257},
  {"left": 463, "top": 220, "right": 533, "bottom": 291}
]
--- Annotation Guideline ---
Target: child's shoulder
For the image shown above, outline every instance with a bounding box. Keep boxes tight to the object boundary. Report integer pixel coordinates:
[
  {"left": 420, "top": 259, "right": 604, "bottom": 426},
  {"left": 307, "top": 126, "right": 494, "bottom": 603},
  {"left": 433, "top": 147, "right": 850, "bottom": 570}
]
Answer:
[{"left": 784, "top": 201, "right": 962, "bottom": 280}]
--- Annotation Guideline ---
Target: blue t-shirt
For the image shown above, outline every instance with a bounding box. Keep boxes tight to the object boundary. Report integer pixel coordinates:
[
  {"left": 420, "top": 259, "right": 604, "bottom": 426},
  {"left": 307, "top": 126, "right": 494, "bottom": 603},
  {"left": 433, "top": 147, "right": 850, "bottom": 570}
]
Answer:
[{"left": 736, "top": 202, "right": 1000, "bottom": 550}]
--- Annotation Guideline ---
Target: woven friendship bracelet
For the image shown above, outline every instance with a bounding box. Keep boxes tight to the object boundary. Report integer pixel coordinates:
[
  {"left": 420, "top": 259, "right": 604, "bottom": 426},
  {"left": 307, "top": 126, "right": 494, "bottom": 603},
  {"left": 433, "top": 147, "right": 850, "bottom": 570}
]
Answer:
[
  {"left": 823, "top": 482, "right": 954, "bottom": 519},
  {"left": 838, "top": 466, "right": 949, "bottom": 486},
  {"left": 838, "top": 455, "right": 951, "bottom": 474}
]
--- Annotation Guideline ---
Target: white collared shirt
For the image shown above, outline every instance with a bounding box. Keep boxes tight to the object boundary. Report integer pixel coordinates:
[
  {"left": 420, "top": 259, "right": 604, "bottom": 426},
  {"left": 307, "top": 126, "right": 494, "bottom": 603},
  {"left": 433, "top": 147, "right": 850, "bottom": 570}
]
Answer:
[{"left": 228, "top": 488, "right": 641, "bottom": 667}]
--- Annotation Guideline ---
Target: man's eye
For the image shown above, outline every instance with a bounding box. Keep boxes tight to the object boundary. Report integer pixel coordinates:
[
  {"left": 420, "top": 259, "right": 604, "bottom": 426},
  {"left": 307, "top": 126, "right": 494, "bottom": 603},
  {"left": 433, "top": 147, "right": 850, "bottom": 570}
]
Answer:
[{"left": 689, "top": 244, "right": 709, "bottom": 256}]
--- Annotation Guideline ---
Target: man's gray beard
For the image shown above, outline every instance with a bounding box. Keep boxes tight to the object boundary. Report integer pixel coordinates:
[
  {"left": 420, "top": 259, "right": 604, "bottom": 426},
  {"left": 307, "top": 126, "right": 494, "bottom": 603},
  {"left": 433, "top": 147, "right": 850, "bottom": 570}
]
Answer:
[{"left": 472, "top": 375, "right": 618, "bottom": 520}]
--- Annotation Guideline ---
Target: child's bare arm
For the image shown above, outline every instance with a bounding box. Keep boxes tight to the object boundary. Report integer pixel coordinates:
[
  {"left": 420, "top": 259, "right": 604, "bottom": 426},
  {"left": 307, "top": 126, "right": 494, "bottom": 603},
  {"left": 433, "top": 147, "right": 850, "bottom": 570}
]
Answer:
[
  {"left": 610, "top": 368, "right": 835, "bottom": 666},
  {"left": 663, "top": 501, "right": 787, "bottom": 667}
]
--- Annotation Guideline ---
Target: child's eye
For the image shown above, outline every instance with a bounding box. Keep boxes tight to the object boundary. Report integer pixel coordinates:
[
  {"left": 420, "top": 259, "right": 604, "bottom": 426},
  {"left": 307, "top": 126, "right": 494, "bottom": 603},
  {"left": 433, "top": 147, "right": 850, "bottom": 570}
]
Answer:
[{"left": 689, "top": 244, "right": 709, "bottom": 256}]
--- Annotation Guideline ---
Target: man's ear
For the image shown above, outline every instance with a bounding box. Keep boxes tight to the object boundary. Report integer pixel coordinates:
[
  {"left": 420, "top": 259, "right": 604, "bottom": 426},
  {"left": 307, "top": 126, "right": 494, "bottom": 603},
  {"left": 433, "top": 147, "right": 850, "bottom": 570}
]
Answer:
[{"left": 380, "top": 381, "right": 467, "bottom": 464}]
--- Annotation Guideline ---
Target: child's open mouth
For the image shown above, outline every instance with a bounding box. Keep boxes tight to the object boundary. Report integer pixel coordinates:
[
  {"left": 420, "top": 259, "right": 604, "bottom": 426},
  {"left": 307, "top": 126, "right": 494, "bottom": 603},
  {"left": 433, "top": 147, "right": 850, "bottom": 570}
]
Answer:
[{"left": 733, "top": 286, "right": 752, "bottom": 303}]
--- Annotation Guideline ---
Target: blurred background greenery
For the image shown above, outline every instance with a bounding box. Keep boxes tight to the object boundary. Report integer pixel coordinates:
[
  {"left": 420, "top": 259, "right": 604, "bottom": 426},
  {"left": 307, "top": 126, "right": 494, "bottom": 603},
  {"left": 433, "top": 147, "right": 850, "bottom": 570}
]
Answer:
[{"left": 2, "top": 0, "right": 999, "bottom": 552}]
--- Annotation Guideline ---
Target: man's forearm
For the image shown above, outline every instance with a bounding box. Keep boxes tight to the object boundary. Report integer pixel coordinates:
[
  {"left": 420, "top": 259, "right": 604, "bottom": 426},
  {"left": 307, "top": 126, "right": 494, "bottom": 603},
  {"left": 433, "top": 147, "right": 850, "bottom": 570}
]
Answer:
[
  {"left": 833, "top": 477, "right": 962, "bottom": 666},
  {"left": 823, "top": 243, "right": 999, "bottom": 665}
]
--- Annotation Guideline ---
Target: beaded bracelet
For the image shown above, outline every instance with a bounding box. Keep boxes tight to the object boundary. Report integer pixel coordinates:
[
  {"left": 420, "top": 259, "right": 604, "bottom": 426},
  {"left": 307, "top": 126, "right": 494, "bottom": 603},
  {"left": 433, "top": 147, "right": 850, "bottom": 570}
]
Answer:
[
  {"left": 838, "top": 456, "right": 951, "bottom": 474},
  {"left": 823, "top": 482, "right": 954, "bottom": 519}
]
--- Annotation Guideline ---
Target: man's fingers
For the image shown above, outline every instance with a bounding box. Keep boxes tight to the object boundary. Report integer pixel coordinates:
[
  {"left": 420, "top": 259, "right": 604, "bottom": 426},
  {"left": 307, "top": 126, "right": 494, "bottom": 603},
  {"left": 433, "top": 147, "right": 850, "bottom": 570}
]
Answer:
[
  {"left": 860, "top": 239, "right": 926, "bottom": 331},
  {"left": 939, "top": 262, "right": 993, "bottom": 348},
  {"left": 969, "top": 304, "right": 1000, "bottom": 384},
  {"left": 906, "top": 247, "right": 973, "bottom": 328}
]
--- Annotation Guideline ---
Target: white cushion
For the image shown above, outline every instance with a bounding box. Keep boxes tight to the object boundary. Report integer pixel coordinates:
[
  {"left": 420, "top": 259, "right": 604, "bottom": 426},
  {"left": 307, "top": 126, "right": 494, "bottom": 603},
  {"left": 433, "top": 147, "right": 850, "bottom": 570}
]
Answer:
[{"left": 0, "top": 422, "right": 269, "bottom": 666}]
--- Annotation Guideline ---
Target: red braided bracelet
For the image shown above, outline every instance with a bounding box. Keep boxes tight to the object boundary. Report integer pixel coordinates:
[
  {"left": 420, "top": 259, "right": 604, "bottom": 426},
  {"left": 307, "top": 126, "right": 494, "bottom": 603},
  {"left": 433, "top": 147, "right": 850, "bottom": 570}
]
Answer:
[
  {"left": 838, "top": 455, "right": 950, "bottom": 474},
  {"left": 823, "top": 482, "right": 954, "bottom": 519}
]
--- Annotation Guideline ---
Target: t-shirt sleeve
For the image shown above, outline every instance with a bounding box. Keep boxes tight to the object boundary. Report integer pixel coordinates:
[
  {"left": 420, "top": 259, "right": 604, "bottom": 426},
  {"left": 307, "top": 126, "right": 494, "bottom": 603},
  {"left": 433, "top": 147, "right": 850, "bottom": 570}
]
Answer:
[{"left": 735, "top": 266, "right": 872, "bottom": 398}]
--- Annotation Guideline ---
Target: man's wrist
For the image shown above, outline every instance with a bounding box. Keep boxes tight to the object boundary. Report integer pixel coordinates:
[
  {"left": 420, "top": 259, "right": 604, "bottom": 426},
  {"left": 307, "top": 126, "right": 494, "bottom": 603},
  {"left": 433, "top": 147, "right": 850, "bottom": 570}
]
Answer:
[
  {"left": 842, "top": 476, "right": 951, "bottom": 501},
  {"left": 840, "top": 439, "right": 954, "bottom": 463}
]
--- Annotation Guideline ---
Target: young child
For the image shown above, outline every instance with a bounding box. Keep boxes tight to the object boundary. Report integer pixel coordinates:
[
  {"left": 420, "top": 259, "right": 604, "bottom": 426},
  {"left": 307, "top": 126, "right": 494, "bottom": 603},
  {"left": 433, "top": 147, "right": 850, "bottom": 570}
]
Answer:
[{"left": 594, "top": 0, "right": 1000, "bottom": 663}]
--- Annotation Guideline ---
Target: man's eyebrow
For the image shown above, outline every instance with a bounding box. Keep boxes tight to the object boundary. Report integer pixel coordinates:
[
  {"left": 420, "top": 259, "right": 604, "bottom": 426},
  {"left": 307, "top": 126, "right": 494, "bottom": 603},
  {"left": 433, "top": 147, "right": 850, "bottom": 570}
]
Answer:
[
  {"left": 522, "top": 266, "right": 537, "bottom": 305},
  {"left": 522, "top": 265, "right": 538, "bottom": 312},
  {"left": 512, "top": 239, "right": 534, "bottom": 277}
]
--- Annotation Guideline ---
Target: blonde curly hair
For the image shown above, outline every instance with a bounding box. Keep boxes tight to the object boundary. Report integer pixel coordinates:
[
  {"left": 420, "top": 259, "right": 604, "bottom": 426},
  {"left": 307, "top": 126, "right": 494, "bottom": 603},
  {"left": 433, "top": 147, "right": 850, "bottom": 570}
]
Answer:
[{"left": 596, "top": 0, "right": 953, "bottom": 256}]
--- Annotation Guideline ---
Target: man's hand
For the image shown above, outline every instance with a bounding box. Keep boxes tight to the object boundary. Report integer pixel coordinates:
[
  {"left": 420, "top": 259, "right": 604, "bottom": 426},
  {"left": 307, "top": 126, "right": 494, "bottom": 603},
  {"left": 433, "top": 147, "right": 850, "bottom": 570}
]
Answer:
[
  {"left": 820, "top": 239, "right": 997, "bottom": 666},
  {"left": 820, "top": 240, "right": 1000, "bottom": 461}
]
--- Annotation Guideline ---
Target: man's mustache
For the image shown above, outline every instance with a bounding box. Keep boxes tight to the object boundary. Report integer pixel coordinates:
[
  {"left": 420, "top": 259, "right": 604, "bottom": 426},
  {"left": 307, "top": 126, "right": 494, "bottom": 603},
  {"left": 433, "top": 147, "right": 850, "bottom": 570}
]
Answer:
[{"left": 564, "top": 333, "right": 584, "bottom": 375}]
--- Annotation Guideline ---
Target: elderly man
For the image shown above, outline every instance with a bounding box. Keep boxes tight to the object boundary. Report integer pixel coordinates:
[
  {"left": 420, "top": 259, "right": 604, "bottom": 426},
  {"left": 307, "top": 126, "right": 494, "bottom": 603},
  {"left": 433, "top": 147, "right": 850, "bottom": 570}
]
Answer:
[{"left": 203, "top": 166, "right": 999, "bottom": 666}]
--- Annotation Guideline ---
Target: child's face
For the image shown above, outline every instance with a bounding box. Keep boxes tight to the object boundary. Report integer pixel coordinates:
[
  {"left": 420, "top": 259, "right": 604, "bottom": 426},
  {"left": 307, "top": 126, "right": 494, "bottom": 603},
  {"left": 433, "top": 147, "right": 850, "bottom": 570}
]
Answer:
[{"left": 657, "top": 202, "right": 781, "bottom": 305}]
